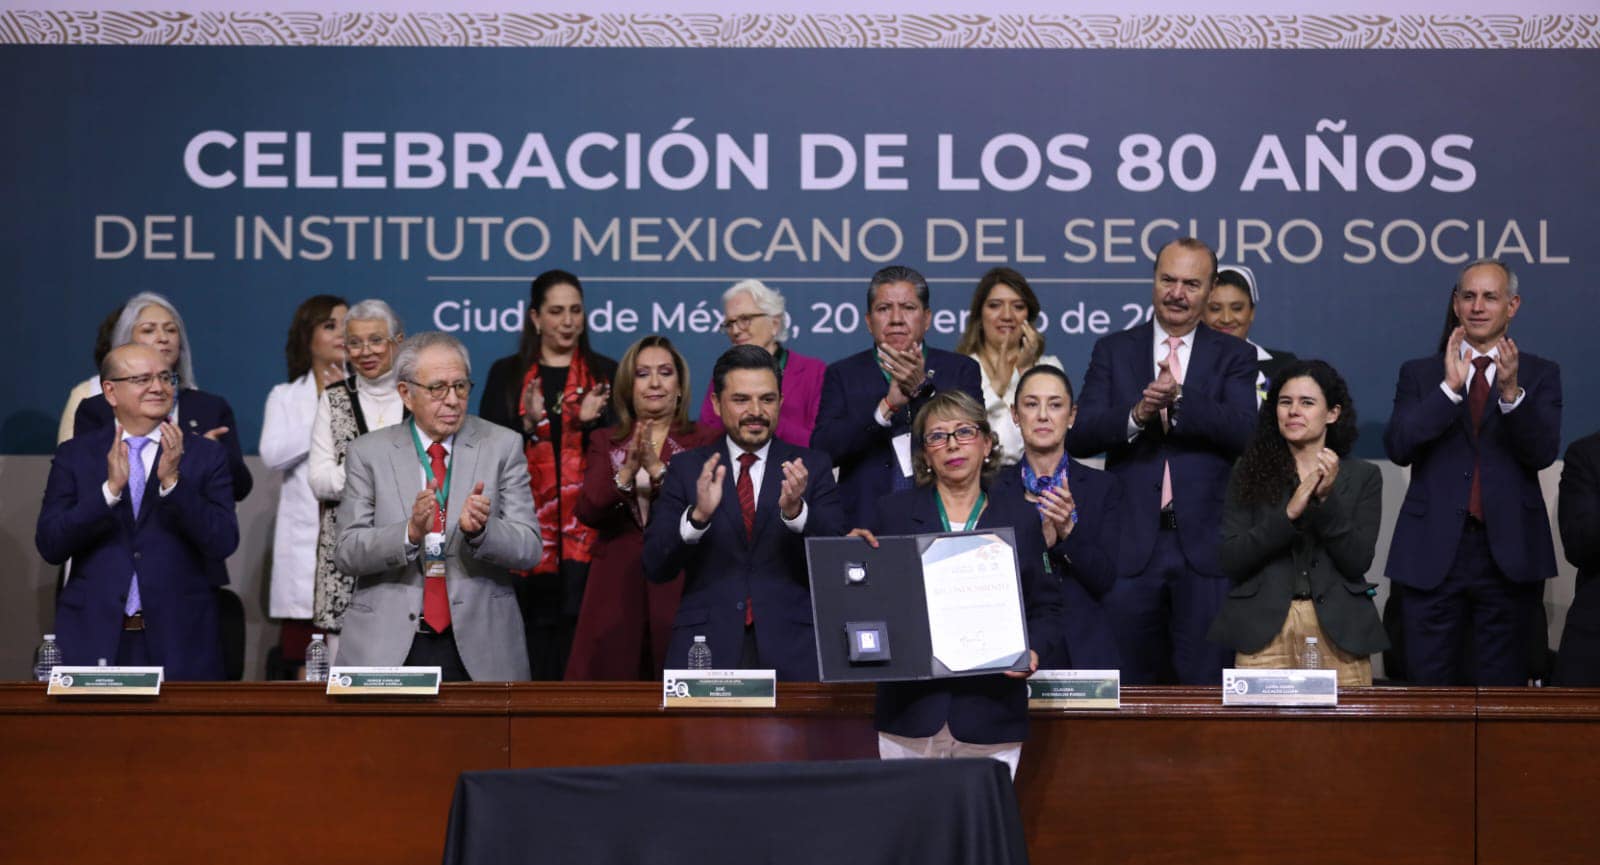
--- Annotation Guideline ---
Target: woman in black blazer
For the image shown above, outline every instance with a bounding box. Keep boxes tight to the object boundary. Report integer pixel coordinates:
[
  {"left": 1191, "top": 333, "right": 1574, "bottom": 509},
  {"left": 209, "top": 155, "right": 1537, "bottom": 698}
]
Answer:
[
  {"left": 989, "top": 364, "right": 1122, "bottom": 669},
  {"left": 848, "top": 391, "right": 1062, "bottom": 777},
  {"left": 1207, "top": 360, "right": 1388, "bottom": 685}
]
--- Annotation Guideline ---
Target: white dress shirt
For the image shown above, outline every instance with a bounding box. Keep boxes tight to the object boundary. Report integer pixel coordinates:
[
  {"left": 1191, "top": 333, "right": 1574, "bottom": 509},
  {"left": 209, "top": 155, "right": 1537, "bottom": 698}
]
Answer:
[
  {"left": 679, "top": 437, "right": 809, "bottom": 541},
  {"left": 1127, "top": 322, "right": 1195, "bottom": 439},
  {"left": 1439, "top": 342, "right": 1526, "bottom": 413}
]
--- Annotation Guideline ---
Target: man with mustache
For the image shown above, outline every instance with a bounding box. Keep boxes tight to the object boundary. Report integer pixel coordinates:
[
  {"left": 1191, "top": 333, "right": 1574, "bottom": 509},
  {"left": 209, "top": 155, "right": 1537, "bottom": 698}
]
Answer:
[
  {"left": 1069, "top": 237, "right": 1257, "bottom": 685},
  {"left": 37, "top": 344, "right": 239, "bottom": 679},
  {"left": 644, "top": 345, "right": 846, "bottom": 679},
  {"left": 1384, "top": 258, "right": 1561, "bottom": 685},
  {"left": 333, "top": 332, "right": 542, "bottom": 681},
  {"left": 811, "top": 265, "right": 983, "bottom": 527}
]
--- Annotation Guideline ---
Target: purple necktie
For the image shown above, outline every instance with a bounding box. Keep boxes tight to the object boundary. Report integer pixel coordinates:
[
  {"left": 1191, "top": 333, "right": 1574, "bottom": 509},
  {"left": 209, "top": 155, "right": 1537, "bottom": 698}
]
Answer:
[{"left": 124, "top": 436, "right": 149, "bottom": 616}]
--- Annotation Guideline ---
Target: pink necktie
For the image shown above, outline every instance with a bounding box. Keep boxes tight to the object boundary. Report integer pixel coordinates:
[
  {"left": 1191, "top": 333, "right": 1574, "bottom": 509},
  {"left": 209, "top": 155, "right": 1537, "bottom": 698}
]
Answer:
[{"left": 1160, "top": 337, "right": 1184, "bottom": 510}]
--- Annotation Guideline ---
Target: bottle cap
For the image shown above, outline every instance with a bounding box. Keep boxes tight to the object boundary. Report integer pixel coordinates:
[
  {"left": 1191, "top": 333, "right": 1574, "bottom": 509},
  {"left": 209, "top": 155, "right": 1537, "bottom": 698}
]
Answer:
[
  {"left": 693, "top": 635, "right": 707, "bottom": 643},
  {"left": 311, "top": 633, "right": 325, "bottom": 641},
  {"left": 1306, "top": 637, "right": 1319, "bottom": 644},
  {"left": 43, "top": 634, "right": 55, "bottom": 640}
]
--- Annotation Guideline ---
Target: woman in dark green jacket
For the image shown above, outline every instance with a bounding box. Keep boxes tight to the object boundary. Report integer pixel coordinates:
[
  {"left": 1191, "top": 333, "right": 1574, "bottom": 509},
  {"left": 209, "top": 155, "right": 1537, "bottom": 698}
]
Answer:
[{"left": 1208, "top": 360, "right": 1388, "bottom": 685}]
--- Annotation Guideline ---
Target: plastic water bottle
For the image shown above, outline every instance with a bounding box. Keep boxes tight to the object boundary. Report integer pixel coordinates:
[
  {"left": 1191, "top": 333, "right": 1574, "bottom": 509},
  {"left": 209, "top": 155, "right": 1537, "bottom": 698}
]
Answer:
[
  {"left": 1298, "top": 636, "right": 1323, "bottom": 670},
  {"left": 305, "top": 633, "right": 330, "bottom": 682},
  {"left": 33, "top": 634, "right": 62, "bottom": 682},
  {"left": 687, "top": 635, "right": 713, "bottom": 670}
]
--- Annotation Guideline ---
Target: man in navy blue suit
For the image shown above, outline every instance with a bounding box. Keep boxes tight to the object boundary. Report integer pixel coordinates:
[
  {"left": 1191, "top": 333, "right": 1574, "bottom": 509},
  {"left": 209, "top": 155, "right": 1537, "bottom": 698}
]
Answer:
[
  {"left": 644, "top": 345, "right": 846, "bottom": 680},
  {"left": 1068, "top": 237, "right": 1257, "bottom": 684},
  {"left": 1384, "top": 258, "right": 1561, "bottom": 686},
  {"left": 36, "top": 345, "right": 239, "bottom": 679},
  {"left": 811, "top": 265, "right": 983, "bottom": 527}
]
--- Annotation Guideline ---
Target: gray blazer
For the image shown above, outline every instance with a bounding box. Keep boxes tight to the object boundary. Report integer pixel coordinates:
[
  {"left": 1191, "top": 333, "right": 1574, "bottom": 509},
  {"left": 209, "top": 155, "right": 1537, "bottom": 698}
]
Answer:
[{"left": 334, "top": 416, "right": 541, "bottom": 680}]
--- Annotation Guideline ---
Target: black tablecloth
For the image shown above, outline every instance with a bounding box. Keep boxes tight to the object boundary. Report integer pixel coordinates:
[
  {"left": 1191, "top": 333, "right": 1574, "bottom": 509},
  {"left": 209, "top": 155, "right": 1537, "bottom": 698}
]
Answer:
[{"left": 441, "top": 758, "right": 1028, "bottom": 865}]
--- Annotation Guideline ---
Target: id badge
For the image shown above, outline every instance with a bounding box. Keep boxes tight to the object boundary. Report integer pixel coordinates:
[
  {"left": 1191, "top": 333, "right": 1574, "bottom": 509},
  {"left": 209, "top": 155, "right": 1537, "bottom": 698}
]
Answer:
[{"left": 423, "top": 531, "right": 447, "bottom": 578}]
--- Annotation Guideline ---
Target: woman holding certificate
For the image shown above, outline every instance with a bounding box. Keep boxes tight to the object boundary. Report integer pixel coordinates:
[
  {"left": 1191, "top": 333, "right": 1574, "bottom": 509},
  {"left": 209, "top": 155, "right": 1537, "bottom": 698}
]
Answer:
[
  {"left": 848, "top": 391, "right": 1062, "bottom": 777},
  {"left": 1206, "top": 360, "right": 1387, "bottom": 686},
  {"left": 989, "top": 365, "right": 1123, "bottom": 670}
]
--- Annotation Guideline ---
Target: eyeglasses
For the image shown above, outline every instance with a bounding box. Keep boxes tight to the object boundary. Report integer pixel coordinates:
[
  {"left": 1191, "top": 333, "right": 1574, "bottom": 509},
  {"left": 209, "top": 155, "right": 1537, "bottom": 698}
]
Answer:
[
  {"left": 720, "top": 313, "right": 773, "bottom": 335},
  {"left": 347, "top": 335, "right": 393, "bottom": 354},
  {"left": 406, "top": 379, "right": 473, "bottom": 401},
  {"left": 106, "top": 371, "right": 180, "bottom": 389},
  {"left": 922, "top": 425, "right": 982, "bottom": 449}
]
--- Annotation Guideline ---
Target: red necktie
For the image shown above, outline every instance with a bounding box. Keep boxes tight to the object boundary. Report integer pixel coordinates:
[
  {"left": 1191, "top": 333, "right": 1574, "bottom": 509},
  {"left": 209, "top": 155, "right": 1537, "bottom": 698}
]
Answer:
[
  {"left": 737, "top": 451, "right": 758, "bottom": 626},
  {"left": 1467, "top": 356, "right": 1492, "bottom": 521},
  {"left": 424, "top": 441, "right": 452, "bottom": 632}
]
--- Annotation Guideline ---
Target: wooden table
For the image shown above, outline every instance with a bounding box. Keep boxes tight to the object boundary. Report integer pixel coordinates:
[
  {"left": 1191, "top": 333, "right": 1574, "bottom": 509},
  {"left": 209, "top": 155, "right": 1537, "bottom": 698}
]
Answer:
[{"left": 1, "top": 683, "right": 1594, "bottom": 864}]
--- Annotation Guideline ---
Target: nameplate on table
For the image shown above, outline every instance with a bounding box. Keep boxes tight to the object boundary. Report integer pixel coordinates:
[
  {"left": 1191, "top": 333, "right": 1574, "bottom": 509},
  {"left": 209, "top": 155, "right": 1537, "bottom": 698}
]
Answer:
[
  {"left": 1028, "top": 670, "right": 1121, "bottom": 709},
  {"left": 1222, "top": 668, "right": 1337, "bottom": 707},
  {"left": 47, "top": 666, "right": 163, "bottom": 696},
  {"left": 326, "top": 666, "right": 441, "bottom": 696},
  {"left": 662, "top": 670, "right": 777, "bottom": 708}
]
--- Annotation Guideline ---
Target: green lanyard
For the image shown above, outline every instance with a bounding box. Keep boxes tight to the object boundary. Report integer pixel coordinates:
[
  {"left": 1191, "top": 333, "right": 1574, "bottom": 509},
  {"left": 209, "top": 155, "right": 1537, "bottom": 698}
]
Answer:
[
  {"left": 408, "top": 420, "right": 452, "bottom": 513},
  {"left": 936, "top": 492, "right": 987, "bottom": 532}
]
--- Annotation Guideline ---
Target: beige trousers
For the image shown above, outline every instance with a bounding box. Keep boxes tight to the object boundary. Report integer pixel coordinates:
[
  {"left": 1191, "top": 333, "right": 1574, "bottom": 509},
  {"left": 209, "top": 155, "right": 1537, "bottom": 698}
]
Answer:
[{"left": 1234, "top": 598, "right": 1373, "bottom": 687}]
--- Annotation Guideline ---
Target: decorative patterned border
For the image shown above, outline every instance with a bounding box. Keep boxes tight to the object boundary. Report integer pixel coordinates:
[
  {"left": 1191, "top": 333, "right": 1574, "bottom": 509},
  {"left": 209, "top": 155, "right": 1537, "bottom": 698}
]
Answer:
[{"left": 2, "top": 12, "right": 1598, "bottom": 48}]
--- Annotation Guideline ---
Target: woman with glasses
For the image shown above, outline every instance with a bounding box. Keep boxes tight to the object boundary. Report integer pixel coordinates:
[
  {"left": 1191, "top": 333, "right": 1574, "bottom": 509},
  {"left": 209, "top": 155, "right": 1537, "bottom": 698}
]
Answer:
[
  {"left": 1207, "top": 360, "right": 1386, "bottom": 686},
  {"left": 989, "top": 365, "right": 1123, "bottom": 669},
  {"left": 847, "top": 391, "right": 1062, "bottom": 778},
  {"left": 697, "top": 279, "right": 825, "bottom": 446},
  {"left": 307, "top": 299, "right": 406, "bottom": 659},
  {"left": 480, "top": 269, "right": 617, "bottom": 679},
  {"left": 73, "top": 292, "right": 253, "bottom": 504},
  {"left": 568, "top": 336, "right": 716, "bottom": 680},
  {"left": 259, "top": 295, "right": 348, "bottom": 677},
  {"left": 954, "top": 268, "right": 1062, "bottom": 465}
]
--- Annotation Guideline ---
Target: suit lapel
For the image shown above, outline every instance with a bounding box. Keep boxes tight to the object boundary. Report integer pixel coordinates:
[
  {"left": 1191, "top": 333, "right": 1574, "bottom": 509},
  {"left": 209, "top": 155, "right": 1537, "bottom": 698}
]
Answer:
[
  {"left": 390, "top": 427, "right": 424, "bottom": 528},
  {"left": 444, "top": 421, "right": 481, "bottom": 546}
]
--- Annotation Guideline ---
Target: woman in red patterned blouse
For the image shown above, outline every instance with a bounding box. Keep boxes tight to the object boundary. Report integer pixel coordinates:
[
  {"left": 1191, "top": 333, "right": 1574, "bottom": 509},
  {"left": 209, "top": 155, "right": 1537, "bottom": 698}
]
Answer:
[{"left": 480, "top": 270, "right": 617, "bottom": 680}]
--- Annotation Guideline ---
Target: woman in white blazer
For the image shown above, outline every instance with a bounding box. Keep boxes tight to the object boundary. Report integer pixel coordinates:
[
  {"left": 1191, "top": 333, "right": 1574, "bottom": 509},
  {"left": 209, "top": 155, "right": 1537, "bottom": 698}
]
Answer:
[{"left": 259, "top": 295, "right": 348, "bottom": 676}]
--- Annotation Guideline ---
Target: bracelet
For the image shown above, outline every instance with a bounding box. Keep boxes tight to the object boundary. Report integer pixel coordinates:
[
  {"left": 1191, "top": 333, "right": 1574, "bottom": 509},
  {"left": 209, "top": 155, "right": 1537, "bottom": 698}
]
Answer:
[{"left": 614, "top": 472, "right": 636, "bottom": 494}]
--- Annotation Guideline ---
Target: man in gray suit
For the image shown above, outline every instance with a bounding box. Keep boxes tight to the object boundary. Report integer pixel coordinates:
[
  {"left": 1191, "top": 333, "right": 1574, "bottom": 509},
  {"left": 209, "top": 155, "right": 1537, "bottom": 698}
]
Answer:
[{"left": 335, "top": 331, "right": 541, "bottom": 681}]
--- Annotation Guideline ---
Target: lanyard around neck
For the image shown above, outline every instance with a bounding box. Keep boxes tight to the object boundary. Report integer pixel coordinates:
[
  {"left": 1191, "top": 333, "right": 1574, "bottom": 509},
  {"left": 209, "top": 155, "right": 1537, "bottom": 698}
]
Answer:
[
  {"left": 409, "top": 420, "right": 451, "bottom": 512},
  {"left": 937, "top": 491, "right": 987, "bottom": 532}
]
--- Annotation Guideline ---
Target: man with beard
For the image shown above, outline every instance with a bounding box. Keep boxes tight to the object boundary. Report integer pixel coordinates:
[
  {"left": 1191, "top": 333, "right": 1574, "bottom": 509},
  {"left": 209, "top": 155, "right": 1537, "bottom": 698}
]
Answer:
[
  {"left": 1069, "top": 237, "right": 1257, "bottom": 685},
  {"left": 811, "top": 265, "right": 983, "bottom": 527},
  {"left": 644, "top": 344, "right": 846, "bottom": 679}
]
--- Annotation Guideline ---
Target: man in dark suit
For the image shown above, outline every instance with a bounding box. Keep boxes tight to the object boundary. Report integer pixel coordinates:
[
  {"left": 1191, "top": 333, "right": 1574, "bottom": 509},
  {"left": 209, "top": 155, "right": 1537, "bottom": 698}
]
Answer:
[
  {"left": 1384, "top": 258, "right": 1562, "bottom": 686},
  {"left": 36, "top": 345, "right": 239, "bottom": 679},
  {"left": 811, "top": 265, "right": 983, "bottom": 527},
  {"left": 1068, "top": 237, "right": 1257, "bottom": 684},
  {"left": 75, "top": 384, "right": 253, "bottom": 503},
  {"left": 1555, "top": 431, "right": 1600, "bottom": 685},
  {"left": 645, "top": 345, "right": 846, "bottom": 680}
]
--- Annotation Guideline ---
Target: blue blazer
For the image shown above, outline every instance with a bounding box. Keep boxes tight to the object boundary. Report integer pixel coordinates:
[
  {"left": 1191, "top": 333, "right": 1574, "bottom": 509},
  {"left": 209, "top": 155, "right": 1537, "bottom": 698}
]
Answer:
[
  {"left": 36, "top": 427, "right": 240, "bottom": 680},
  {"left": 810, "top": 347, "right": 983, "bottom": 527},
  {"left": 1383, "top": 352, "right": 1561, "bottom": 589},
  {"left": 868, "top": 484, "right": 1064, "bottom": 745},
  {"left": 642, "top": 438, "right": 846, "bottom": 681},
  {"left": 75, "top": 389, "right": 254, "bottom": 503},
  {"left": 991, "top": 459, "right": 1123, "bottom": 670},
  {"left": 1067, "top": 323, "right": 1256, "bottom": 577}
]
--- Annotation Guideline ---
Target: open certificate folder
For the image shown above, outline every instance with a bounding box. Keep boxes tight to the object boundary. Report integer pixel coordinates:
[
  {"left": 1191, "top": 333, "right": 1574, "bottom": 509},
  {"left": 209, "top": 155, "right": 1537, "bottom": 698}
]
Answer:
[{"left": 921, "top": 533, "right": 1029, "bottom": 673}]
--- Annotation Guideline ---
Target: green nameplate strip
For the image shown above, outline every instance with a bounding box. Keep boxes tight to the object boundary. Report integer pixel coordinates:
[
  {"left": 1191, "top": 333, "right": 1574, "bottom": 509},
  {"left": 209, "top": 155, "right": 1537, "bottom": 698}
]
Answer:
[
  {"left": 1222, "top": 668, "right": 1338, "bottom": 707},
  {"left": 327, "top": 666, "right": 442, "bottom": 696},
  {"left": 1028, "top": 670, "right": 1121, "bottom": 709},
  {"left": 47, "top": 666, "right": 163, "bottom": 696},
  {"left": 662, "top": 670, "right": 777, "bottom": 708}
]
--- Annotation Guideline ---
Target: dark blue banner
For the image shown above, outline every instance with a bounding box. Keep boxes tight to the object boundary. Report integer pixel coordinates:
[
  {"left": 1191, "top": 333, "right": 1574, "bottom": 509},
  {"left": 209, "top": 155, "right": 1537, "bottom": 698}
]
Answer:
[{"left": 3, "top": 47, "right": 1594, "bottom": 455}]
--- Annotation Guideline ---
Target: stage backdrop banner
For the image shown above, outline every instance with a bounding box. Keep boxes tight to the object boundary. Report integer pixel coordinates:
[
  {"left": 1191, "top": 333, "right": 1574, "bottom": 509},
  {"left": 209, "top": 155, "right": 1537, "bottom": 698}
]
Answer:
[{"left": 1, "top": 43, "right": 1596, "bottom": 455}]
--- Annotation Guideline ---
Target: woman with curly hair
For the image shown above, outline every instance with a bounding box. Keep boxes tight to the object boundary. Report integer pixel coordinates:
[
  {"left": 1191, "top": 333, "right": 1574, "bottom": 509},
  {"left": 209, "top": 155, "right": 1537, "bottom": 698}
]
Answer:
[{"left": 1207, "top": 360, "right": 1388, "bottom": 685}]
